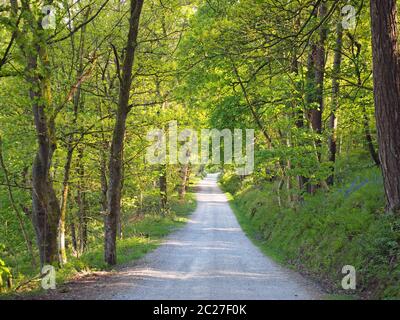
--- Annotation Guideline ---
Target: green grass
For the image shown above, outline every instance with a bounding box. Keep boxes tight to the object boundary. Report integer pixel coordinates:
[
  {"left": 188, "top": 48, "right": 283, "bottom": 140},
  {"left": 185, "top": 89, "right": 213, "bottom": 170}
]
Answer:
[{"left": 220, "top": 169, "right": 400, "bottom": 300}]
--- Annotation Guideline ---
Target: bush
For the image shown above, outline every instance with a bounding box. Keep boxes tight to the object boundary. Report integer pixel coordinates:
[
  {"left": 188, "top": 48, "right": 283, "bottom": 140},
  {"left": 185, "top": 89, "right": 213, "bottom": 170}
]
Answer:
[
  {"left": 219, "top": 172, "right": 243, "bottom": 195},
  {"left": 0, "top": 257, "right": 12, "bottom": 292}
]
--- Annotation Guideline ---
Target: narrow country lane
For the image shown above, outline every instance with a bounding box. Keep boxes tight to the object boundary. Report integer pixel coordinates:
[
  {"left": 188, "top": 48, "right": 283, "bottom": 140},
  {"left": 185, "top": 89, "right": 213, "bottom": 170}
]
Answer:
[{"left": 45, "top": 174, "right": 323, "bottom": 300}]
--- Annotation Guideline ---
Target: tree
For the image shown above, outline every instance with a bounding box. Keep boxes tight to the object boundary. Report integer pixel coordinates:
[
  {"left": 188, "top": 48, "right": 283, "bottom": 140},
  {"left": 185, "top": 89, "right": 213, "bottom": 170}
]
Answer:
[
  {"left": 10, "top": 0, "right": 62, "bottom": 266},
  {"left": 305, "top": 1, "right": 328, "bottom": 193},
  {"left": 370, "top": 0, "right": 400, "bottom": 213},
  {"left": 105, "top": 0, "right": 144, "bottom": 266},
  {"left": 327, "top": 13, "right": 343, "bottom": 186}
]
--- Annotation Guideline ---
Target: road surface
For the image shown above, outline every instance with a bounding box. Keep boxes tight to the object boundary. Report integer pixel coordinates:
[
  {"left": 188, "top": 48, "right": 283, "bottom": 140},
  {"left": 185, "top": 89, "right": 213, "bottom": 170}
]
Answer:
[{"left": 46, "top": 174, "right": 322, "bottom": 300}]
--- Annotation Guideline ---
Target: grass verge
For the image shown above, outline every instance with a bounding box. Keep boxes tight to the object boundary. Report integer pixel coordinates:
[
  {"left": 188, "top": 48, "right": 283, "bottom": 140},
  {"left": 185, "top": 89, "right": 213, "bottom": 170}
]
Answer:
[{"left": 220, "top": 169, "right": 400, "bottom": 300}]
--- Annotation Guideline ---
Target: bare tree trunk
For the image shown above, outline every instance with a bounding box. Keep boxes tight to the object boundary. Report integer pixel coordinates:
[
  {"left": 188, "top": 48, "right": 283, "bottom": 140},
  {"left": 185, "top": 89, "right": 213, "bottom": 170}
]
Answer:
[
  {"left": 327, "top": 18, "right": 343, "bottom": 186},
  {"left": 370, "top": 0, "right": 400, "bottom": 213},
  {"left": 105, "top": 0, "right": 144, "bottom": 265}
]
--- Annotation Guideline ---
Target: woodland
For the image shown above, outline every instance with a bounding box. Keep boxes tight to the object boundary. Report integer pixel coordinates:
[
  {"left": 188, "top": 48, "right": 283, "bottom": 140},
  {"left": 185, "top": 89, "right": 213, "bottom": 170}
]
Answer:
[{"left": 0, "top": 0, "right": 399, "bottom": 299}]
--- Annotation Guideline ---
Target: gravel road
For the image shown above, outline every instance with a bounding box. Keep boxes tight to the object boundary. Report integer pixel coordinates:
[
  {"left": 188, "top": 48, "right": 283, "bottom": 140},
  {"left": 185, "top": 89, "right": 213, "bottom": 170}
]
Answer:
[{"left": 44, "top": 174, "right": 323, "bottom": 300}]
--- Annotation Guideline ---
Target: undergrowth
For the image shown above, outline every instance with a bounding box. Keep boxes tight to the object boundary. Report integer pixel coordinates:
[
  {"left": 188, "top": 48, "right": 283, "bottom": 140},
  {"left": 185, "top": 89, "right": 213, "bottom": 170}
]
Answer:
[{"left": 220, "top": 168, "right": 400, "bottom": 300}]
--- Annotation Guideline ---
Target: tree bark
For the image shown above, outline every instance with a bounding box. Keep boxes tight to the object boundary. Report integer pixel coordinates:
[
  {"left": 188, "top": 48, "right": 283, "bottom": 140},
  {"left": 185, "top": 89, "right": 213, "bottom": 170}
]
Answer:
[
  {"left": 370, "top": 0, "right": 400, "bottom": 212},
  {"left": 327, "top": 19, "right": 343, "bottom": 185},
  {"left": 179, "top": 164, "right": 190, "bottom": 200},
  {"left": 76, "top": 147, "right": 87, "bottom": 253},
  {"left": 70, "top": 220, "right": 78, "bottom": 254},
  {"left": 30, "top": 56, "right": 61, "bottom": 266},
  {"left": 159, "top": 164, "right": 168, "bottom": 214},
  {"left": 305, "top": 2, "right": 327, "bottom": 193},
  {"left": 362, "top": 104, "right": 380, "bottom": 166},
  {"left": 311, "top": 2, "right": 327, "bottom": 158},
  {"left": 29, "top": 32, "right": 61, "bottom": 267},
  {"left": 59, "top": 147, "right": 73, "bottom": 264},
  {"left": 11, "top": 0, "right": 62, "bottom": 267},
  {"left": 105, "top": 0, "right": 144, "bottom": 265},
  {"left": 291, "top": 17, "right": 308, "bottom": 195}
]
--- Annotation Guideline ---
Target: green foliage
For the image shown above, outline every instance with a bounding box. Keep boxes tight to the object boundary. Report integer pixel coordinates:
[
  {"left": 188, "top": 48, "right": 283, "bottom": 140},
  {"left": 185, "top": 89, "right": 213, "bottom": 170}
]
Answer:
[
  {"left": 0, "top": 245, "right": 12, "bottom": 291},
  {"left": 218, "top": 172, "right": 242, "bottom": 195},
  {"left": 0, "top": 0, "right": 204, "bottom": 294}
]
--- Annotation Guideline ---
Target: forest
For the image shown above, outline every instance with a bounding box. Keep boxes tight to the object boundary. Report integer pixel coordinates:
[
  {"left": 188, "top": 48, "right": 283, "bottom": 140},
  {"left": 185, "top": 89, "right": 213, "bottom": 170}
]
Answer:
[{"left": 0, "top": 0, "right": 399, "bottom": 300}]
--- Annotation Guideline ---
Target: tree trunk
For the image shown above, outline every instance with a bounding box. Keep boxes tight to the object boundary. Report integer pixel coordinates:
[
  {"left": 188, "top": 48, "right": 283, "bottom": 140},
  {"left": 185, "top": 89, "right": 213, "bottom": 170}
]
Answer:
[
  {"left": 305, "top": 2, "right": 327, "bottom": 193},
  {"left": 12, "top": 0, "right": 62, "bottom": 267},
  {"left": 97, "top": 103, "right": 109, "bottom": 214},
  {"left": 159, "top": 164, "right": 168, "bottom": 214},
  {"left": 327, "top": 19, "right": 343, "bottom": 186},
  {"left": 179, "top": 164, "right": 189, "bottom": 200},
  {"left": 370, "top": 0, "right": 400, "bottom": 213},
  {"left": 305, "top": 41, "right": 317, "bottom": 195},
  {"left": 29, "top": 44, "right": 61, "bottom": 267},
  {"left": 105, "top": 107, "right": 128, "bottom": 265},
  {"left": 76, "top": 147, "right": 87, "bottom": 253},
  {"left": 100, "top": 148, "right": 108, "bottom": 214},
  {"left": 59, "top": 147, "right": 73, "bottom": 264},
  {"left": 291, "top": 18, "right": 308, "bottom": 195},
  {"left": 362, "top": 104, "right": 380, "bottom": 166},
  {"left": 70, "top": 220, "right": 78, "bottom": 254},
  {"left": 311, "top": 2, "right": 327, "bottom": 158},
  {"left": 105, "top": 0, "right": 144, "bottom": 266},
  {"left": 30, "top": 69, "right": 61, "bottom": 266}
]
